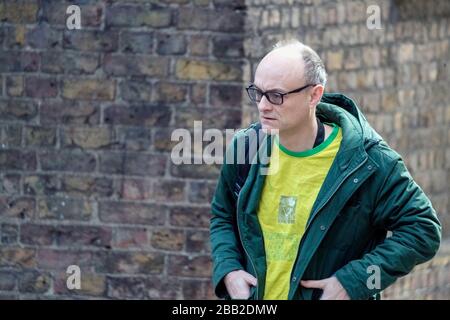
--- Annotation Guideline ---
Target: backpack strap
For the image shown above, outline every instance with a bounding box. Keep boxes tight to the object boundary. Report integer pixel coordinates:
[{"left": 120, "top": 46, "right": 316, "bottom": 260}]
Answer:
[
  {"left": 364, "top": 137, "right": 383, "bottom": 151},
  {"left": 232, "top": 123, "right": 263, "bottom": 199}
]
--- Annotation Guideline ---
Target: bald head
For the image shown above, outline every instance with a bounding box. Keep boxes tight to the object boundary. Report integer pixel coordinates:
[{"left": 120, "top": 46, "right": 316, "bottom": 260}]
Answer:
[
  {"left": 256, "top": 47, "right": 305, "bottom": 89},
  {"left": 255, "top": 40, "right": 327, "bottom": 89}
]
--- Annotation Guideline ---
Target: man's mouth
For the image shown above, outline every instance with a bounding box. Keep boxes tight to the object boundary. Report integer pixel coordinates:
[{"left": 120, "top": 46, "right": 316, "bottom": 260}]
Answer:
[{"left": 261, "top": 116, "right": 276, "bottom": 121}]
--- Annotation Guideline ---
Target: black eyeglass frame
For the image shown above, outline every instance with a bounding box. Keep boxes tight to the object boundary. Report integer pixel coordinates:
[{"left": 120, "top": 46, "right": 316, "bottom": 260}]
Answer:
[{"left": 245, "top": 83, "right": 317, "bottom": 105}]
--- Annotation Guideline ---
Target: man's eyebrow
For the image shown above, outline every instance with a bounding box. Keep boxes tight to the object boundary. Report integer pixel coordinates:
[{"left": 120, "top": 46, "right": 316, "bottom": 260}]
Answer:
[
  {"left": 251, "top": 83, "right": 286, "bottom": 92},
  {"left": 269, "top": 87, "right": 287, "bottom": 92}
]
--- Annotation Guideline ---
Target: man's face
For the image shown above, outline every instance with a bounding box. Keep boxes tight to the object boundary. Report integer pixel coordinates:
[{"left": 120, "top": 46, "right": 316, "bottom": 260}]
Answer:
[{"left": 253, "top": 50, "right": 313, "bottom": 135}]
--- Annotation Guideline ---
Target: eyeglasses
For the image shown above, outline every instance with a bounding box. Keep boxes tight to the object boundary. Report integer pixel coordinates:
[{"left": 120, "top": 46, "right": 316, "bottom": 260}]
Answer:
[{"left": 246, "top": 83, "right": 316, "bottom": 105}]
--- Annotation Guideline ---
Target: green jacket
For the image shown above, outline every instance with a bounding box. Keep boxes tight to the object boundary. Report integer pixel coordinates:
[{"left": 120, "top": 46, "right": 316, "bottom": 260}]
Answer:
[{"left": 210, "top": 93, "right": 441, "bottom": 300}]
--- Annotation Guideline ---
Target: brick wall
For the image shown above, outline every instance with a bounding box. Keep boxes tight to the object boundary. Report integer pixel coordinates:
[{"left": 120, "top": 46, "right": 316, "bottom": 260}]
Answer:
[
  {"left": 0, "top": 0, "right": 246, "bottom": 299},
  {"left": 0, "top": 0, "right": 448, "bottom": 299}
]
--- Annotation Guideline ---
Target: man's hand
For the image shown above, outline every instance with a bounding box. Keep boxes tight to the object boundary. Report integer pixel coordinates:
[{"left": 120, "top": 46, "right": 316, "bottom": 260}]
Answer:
[
  {"left": 301, "top": 276, "right": 350, "bottom": 300},
  {"left": 224, "top": 270, "right": 257, "bottom": 299}
]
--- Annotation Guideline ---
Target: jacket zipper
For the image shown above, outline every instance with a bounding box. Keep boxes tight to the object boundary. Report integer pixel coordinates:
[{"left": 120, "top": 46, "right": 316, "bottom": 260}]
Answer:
[
  {"left": 236, "top": 190, "right": 259, "bottom": 300},
  {"left": 291, "top": 156, "right": 369, "bottom": 298}
]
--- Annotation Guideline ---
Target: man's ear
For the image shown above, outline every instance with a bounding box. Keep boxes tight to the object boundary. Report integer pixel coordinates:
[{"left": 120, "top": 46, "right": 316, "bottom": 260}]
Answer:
[{"left": 309, "top": 85, "right": 324, "bottom": 107}]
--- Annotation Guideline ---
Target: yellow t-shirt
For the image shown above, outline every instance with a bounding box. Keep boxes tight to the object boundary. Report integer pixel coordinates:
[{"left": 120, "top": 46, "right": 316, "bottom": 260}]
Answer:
[{"left": 257, "top": 123, "right": 342, "bottom": 300}]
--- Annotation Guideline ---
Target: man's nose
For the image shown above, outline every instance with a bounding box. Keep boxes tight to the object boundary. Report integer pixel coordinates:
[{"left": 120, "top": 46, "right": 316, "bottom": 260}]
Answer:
[{"left": 257, "top": 95, "right": 273, "bottom": 112}]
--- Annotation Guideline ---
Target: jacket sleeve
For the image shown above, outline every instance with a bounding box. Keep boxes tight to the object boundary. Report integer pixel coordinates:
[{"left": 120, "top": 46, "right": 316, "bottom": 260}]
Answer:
[
  {"left": 210, "top": 134, "right": 246, "bottom": 299},
  {"left": 335, "top": 157, "right": 442, "bottom": 300}
]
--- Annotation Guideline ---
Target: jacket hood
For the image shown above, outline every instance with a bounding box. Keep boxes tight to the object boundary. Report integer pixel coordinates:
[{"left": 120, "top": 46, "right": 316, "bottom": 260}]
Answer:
[{"left": 318, "top": 92, "right": 383, "bottom": 149}]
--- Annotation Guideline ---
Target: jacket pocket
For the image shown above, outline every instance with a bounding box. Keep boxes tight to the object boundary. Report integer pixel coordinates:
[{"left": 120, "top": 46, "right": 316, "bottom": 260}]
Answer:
[
  {"left": 320, "top": 204, "right": 361, "bottom": 251},
  {"left": 320, "top": 200, "right": 373, "bottom": 269}
]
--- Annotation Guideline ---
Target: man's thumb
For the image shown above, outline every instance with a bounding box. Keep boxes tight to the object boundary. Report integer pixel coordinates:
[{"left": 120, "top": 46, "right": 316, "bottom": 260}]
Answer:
[
  {"left": 243, "top": 274, "right": 257, "bottom": 286},
  {"left": 301, "top": 279, "right": 325, "bottom": 289}
]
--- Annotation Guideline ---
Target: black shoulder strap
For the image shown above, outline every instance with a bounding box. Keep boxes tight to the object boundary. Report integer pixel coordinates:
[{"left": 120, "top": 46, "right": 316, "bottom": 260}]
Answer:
[
  {"left": 364, "top": 137, "right": 383, "bottom": 150},
  {"left": 233, "top": 123, "right": 262, "bottom": 199},
  {"left": 314, "top": 118, "right": 325, "bottom": 148}
]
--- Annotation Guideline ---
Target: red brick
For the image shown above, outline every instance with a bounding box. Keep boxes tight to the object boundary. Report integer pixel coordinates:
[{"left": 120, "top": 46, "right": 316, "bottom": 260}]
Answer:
[
  {"left": 0, "top": 196, "right": 35, "bottom": 219},
  {"left": 113, "top": 227, "right": 149, "bottom": 249},
  {"left": 101, "top": 251, "right": 164, "bottom": 274},
  {"left": 99, "top": 201, "right": 166, "bottom": 226},
  {"left": 39, "top": 150, "right": 96, "bottom": 173},
  {"left": 37, "top": 249, "right": 106, "bottom": 270},
  {"left": 37, "top": 197, "right": 93, "bottom": 221},
  {"left": 151, "top": 228, "right": 185, "bottom": 251},
  {"left": 0, "top": 99, "right": 37, "bottom": 122},
  {"left": 18, "top": 270, "right": 51, "bottom": 294},
  {"left": 168, "top": 255, "right": 211, "bottom": 277},
  {"left": 21, "top": 224, "right": 112, "bottom": 248},
  {"left": 0, "top": 150, "right": 37, "bottom": 171},
  {"left": 186, "top": 230, "right": 211, "bottom": 254},
  {"left": 103, "top": 105, "right": 171, "bottom": 126},
  {"left": 54, "top": 272, "right": 106, "bottom": 297},
  {"left": 152, "top": 179, "right": 186, "bottom": 202},
  {"left": 119, "top": 178, "right": 152, "bottom": 201},
  {"left": 0, "top": 248, "right": 36, "bottom": 268},
  {"left": 40, "top": 100, "right": 100, "bottom": 125},
  {"left": 104, "top": 54, "right": 168, "bottom": 77},
  {"left": 106, "top": 5, "right": 172, "bottom": 28},
  {"left": 182, "top": 280, "right": 206, "bottom": 299},
  {"left": 170, "top": 206, "right": 210, "bottom": 228},
  {"left": 62, "top": 78, "right": 115, "bottom": 101},
  {"left": 63, "top": 30, "right": 118, "bottom": 52},
  {"left": 0, "top": 1, "right": 38, "bottom": 23}
]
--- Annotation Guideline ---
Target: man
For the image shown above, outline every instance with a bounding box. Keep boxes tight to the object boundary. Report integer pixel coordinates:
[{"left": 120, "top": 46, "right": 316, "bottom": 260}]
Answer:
[{"left": 209, "top": 39, "right": 441, "bottom": 300}]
